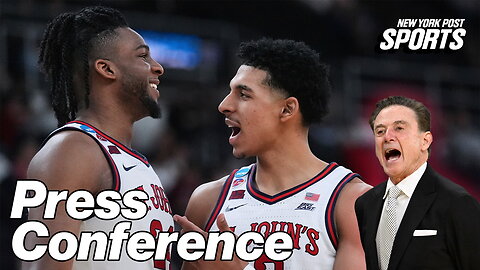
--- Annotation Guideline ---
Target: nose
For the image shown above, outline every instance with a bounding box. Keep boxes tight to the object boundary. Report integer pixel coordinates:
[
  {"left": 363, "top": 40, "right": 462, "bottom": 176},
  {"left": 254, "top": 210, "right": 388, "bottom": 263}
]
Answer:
[
  {"left": 384, "top": 128, "right": 396, "bottom": 142},
  {"left": 151, "top": 60, "right": 164, "bottom": 76},
  {"left": 218, "top": 93, "right": 234, "bottom": 115}
]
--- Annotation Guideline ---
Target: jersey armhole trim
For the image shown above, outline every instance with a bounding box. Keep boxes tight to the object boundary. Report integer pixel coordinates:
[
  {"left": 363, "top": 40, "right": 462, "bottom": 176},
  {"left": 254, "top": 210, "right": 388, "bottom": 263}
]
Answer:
[
  {"left": 69, "top": 120, "right": 149, "bottom": 166},
  {"left": 43, "top": 127, "right": 121, "bottom": 192},
  {"left": 325, "top": 172, "right": 361, "bottom": 249},
  {"left": 204, "top": 170, "right": 237, "bottom": 231}
]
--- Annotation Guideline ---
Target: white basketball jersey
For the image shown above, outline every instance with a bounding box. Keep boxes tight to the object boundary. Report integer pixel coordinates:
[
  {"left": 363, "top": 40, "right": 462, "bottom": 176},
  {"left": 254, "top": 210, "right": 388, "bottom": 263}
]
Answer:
[
  {"left": 207, "top": 162, "right": 360, "bottom": 270},
  {"left": 43, "top": 121, "right": 174, "bottom": 270}
]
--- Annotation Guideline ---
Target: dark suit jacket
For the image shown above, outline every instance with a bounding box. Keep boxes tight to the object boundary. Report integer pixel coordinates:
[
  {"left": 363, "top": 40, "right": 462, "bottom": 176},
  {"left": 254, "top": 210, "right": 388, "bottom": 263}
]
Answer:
[{"left": 355, "top": 165, "right": 480, "bottom": 270}]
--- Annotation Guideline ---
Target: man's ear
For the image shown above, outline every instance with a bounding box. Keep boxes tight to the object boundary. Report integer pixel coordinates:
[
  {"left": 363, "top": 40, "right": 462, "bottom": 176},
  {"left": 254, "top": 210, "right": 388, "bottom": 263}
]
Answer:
[
  {"left": 280, "top": 97, "right": 299, "bottom": 121},
  {"left": 422, "top": 131, "right": 433, "bottom": 151},
  {"left": 94, "top": 59, "right": 116, "bottom": 80}
]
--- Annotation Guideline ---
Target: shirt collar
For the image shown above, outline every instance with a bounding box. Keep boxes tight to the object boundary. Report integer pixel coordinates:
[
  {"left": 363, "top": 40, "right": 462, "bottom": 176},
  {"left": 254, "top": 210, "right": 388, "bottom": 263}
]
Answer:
[{"left": 383, "top": 162, "right": 427, "bottom": 199}]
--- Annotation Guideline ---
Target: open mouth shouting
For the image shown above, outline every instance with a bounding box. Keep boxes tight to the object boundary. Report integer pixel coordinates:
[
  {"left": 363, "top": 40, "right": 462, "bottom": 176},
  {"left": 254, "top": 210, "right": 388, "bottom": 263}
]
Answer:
[
  {"left": 385, "top": 148, "right": 401, "bottom": 162},
  {"left": 225, "top": 118, "right": 241, "bottom": 144},
  {"left": 231, "top": 127, "right": 241, "bottom": 137}
]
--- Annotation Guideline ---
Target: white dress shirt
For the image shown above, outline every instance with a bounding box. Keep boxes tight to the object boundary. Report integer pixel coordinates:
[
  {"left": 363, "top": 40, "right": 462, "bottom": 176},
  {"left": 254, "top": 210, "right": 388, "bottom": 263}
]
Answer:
[
  {"left": 376, "top": 161, "right": 427, "bottom": 267},
  {"left": 380, "top": 162, "right": 427, "bottom": 225}
]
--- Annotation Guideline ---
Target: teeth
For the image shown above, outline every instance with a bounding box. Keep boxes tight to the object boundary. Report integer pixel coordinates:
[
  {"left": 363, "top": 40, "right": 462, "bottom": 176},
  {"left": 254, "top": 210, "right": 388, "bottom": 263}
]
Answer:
[
  {"left": 150, "top": 83, "right": 157, "bottom": 90},
  {"left": 385, "top": 148, "right": 401, "bottom": 161}
]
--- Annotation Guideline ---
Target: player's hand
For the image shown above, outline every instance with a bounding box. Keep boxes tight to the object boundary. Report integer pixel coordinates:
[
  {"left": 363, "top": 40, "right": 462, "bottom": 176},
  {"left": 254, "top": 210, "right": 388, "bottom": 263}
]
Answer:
[{"left": 174, "top": 213, "right": 248, "bottom": 270}]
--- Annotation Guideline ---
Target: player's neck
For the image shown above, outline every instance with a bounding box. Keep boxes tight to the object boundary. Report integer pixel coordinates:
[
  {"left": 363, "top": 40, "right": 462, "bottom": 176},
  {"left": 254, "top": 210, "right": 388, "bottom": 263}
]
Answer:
[
  {"left": 76, "top": 107, "right": 135, "bottom": 147},
  {"left": 254, "top": 140, "right": 327, "bottom": 195}
]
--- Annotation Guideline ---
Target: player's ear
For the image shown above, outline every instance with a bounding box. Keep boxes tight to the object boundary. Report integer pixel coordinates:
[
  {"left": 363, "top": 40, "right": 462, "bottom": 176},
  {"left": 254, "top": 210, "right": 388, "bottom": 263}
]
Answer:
[
  {"left": 280, "top": 97, "right": 299, "bottom": 121},
  {"left": 94, "top": 59, "right": 117, "bottom": 80}
]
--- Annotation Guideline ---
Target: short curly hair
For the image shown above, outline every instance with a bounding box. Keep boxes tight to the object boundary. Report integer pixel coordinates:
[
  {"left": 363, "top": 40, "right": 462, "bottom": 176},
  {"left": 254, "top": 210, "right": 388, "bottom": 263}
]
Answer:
[{"left": 237, "top": 38, "right": 331, "bottom": 126}]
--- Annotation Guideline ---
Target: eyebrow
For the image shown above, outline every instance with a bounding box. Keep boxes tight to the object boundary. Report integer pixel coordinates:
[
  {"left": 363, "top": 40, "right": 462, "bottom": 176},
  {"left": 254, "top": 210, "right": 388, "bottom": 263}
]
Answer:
[
  {"left": 135, "top": 44, "right": 150, "bottom": 51},
  {"left": 235, "top": 84, "right": 253, "bottom": 91},
  {"left": 374, "top": 120, "right": 408, "bottom": 130}
]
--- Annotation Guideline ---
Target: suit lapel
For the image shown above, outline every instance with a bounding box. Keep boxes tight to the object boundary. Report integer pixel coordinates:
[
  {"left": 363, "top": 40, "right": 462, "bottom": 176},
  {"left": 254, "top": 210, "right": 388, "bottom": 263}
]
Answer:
[
  {"left": 388, "top": 166, "right": 437, "bottom": 270},
  {"left": 365, "top": 182, "right": 387, "bottom": 270}
]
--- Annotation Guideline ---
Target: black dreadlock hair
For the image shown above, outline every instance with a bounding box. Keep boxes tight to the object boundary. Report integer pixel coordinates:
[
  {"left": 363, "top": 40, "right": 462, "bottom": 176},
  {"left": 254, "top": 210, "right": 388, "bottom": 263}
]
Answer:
[{"left": 38, "top": 6, "right": 128, "bottom": 127}]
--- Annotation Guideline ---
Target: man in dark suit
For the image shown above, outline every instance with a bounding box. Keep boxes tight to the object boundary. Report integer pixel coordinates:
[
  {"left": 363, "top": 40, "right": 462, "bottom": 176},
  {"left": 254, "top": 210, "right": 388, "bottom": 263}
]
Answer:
[{"left": 355, "top": 96, "right": 480, "bottom": 270}]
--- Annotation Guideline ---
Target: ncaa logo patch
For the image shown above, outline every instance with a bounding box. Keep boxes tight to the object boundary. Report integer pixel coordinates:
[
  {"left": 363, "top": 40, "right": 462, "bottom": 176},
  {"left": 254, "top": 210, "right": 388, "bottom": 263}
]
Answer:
[
  {"left": 79, "top": 125, "right": 95, "bottom": 133},
  {"left": 235, "top": 168, "right": 250, "bottom": 178}
]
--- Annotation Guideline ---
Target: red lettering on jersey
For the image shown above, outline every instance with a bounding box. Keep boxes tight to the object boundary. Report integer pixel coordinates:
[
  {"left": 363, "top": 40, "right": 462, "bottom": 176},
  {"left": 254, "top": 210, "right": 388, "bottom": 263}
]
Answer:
[
  {"left": 305, "top": 228, "right": 320, "bottom": 255},
  {"left": 251, "top": 221, "right": 303, "bottom": 250},
  {"left": 150, "top": 184, "right": 160, "bottom": 209},
  {"left": 278, "top": 221, "right": 288, "bottom": 231},
  {"left": 159, "top": 186, "right": 172, "bottom": 213},
  {"left": 285, "top": 222, "right": 303, "bottom": 249},
  {"left": 250, "top": 221, "right": 322, "bottom": 255},
  {"left": 255, "top": 253, "right": 284, "bottom": 270},
  {"left": 150, "top": 184, "right": 172, "bottom": 214},
  {"left": 257, "top": 221, "right": 271, "bottom": 237},
  {"left": 150, "top": 220, "right": 174, "bottom": 269},
  {"left": 270, "top": 221, "right": 280, "bottom": 232},
  {"left": 133, "top": 185, "right": 150, "bottom": 206}
]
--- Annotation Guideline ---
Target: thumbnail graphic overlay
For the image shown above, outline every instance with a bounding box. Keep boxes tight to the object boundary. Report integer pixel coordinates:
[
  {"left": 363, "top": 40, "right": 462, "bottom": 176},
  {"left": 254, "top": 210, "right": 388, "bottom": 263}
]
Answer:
[
  {"left": 11, "top": 180, "right": 294, "bottom": 263},
  {"left": 379, "top": 18, "right": 466, "bottom": 51}
]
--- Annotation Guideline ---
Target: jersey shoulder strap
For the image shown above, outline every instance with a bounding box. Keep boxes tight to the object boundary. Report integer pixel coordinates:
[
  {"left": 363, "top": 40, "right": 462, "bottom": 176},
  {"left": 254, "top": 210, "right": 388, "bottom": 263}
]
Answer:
[{"left": 204, "top": 164, "right": 255, "bottom": 231}]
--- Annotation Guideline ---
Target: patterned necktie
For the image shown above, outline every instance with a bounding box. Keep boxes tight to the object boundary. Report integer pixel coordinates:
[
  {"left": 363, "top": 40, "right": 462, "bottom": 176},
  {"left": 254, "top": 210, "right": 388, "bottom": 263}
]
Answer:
[{"left": 378, "top": 185, "right": 402, "bottom": 270}]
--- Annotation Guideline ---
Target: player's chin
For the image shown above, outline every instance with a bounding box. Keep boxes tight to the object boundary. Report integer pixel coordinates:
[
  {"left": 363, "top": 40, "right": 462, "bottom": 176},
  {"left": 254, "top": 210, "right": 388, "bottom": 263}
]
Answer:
[
  {"left": 232, "top": 148, "right": 247, "bottom": 159},
  {"left": 149, "top": 109, "right": 161, "bottom": 119},
  {"left": 146, "top": 93, "right": 159, "bottom": 104},
  {"left": 140, "top": 95, "right": 161, "bottom": 119}
]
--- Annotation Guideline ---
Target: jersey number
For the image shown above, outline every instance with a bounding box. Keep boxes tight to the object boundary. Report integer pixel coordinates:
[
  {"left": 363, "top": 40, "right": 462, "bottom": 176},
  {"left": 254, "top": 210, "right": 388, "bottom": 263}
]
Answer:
[
  {"left": 150, "top": 219, "right": 173, "bottom": 270},
  {"left": 254, "top": 253, "right": 284, "bottom": 270}
]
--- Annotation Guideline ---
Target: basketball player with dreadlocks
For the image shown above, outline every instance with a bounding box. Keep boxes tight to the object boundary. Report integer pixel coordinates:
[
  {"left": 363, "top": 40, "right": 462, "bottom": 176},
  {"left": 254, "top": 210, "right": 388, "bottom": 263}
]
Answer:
[{"left": 25, "top": 6, "right": 178, "bottom": 270}]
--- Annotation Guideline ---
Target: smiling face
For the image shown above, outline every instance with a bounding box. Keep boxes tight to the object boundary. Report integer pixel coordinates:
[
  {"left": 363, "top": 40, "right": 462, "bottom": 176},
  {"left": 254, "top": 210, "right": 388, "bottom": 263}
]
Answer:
[
  {"left": 373, "top": 105, "right": 432, "bottom": 183},
  {"left": 218, "top": 65, "right": 288, "bottom": 159},
  {"left": 111, "top": 27, "right": 164, "bottom": 118}
]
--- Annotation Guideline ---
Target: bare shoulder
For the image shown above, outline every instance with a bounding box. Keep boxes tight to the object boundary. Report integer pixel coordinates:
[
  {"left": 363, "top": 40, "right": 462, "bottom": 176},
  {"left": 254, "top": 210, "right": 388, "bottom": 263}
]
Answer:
[
  {"left": 28, "top": 130, "right": 111, "bottom": 193},
  {"left": 184, "top": 175, "right": 230, "bottom": 229},
  {"left": 334, "top": 177, "right": 372, "bottom": 228},
  {"left": 333, "top": 177, "right": 369, "bottom": 270},
  {"left": 24, "top": 131, "right": 111, "bottom": 269},
  {"left": 339, "top": 177, "right": 372, "bottom": 202}
]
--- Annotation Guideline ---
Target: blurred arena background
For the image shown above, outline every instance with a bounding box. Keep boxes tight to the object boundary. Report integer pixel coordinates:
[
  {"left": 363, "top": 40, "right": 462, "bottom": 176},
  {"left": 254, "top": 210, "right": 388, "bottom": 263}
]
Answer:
[{"left": 1, "top": 0, "right": 479, "bottom": 269}]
